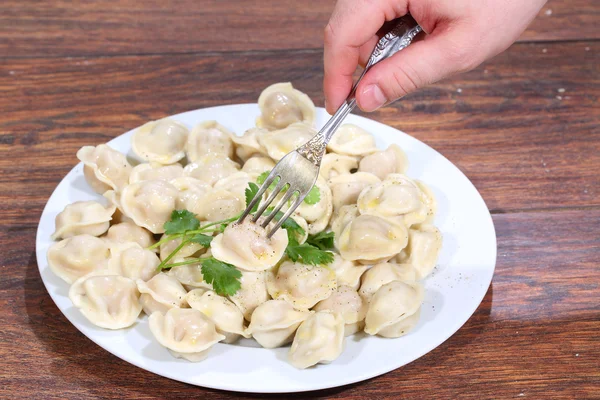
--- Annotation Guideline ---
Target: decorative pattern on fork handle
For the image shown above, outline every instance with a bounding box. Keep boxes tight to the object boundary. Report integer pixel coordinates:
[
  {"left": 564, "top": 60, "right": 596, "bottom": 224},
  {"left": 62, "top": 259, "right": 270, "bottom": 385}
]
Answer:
[{"left": 297, "top": 16, "right": 422, "bottom": 168}]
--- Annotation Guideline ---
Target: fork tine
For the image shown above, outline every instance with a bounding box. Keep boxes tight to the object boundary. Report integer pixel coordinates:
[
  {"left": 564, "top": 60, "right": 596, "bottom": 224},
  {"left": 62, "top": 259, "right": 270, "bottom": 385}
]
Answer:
[
  {"left": 267, "top": 195, "right": 305, "bottom": 239},
  {"left": 238, "top": 173, "right": 278, "bottom": 223},
  {"left": 261, "top": 189, "right": 297, "bottom": 228},
  {"left": 251, "top": 178, "right": 286, "bottom": 223}
]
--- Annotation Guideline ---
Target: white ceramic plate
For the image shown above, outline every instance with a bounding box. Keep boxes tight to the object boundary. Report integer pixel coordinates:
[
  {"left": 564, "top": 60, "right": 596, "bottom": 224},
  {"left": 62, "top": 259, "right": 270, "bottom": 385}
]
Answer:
[{"left": 36, "top": 104, "right": 496, "bottom": 393}]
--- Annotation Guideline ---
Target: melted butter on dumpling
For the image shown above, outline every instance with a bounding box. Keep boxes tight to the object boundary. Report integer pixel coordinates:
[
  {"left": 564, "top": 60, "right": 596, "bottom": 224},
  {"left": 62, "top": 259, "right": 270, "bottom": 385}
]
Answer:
[
  {"left": 266, "top": 261, "right": 337, "bottom": 310},
  {"left": 338, "top": 214, "right": 408, "bottom": 263},
  {"left": 132, "top": 118, "right": 189, "bottom": 165},
  {"left": 245, "top": 299, "right": 312, "bottom": 348},
  {"left": 357, "top": 174, "right": 435, "bottom": 227},
  {"left": 211, "top": 218, "right": 288, "bottom": 271},
  {"left": 149, "top": 308, "right": 225, "bottom": 362},
  {"left": 120, "top": 179, "right": 179, "bottom": 234}
]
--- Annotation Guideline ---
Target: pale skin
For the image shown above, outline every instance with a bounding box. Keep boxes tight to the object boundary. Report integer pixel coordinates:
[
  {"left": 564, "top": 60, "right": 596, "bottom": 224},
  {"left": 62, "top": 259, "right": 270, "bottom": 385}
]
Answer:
[{"left": 323, "top": 0, "right": 548, "bottom": 113}]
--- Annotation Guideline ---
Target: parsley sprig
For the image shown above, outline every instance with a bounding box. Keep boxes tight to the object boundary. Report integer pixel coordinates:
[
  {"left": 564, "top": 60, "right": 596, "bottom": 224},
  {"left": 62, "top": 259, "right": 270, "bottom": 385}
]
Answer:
[{"left": 149, "top": 182, "right": 334, "bottom": 296}]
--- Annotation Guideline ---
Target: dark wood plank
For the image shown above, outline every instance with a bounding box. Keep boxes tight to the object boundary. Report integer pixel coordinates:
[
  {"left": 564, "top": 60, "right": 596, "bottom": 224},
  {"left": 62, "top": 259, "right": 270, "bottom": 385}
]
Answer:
[
  {"left": 0, "top": 41, "right": 598, "bottom": 226},
  {"left": 0, "top": 0, "right": 598, "bottom": 58},
  {"left": 1, "top": 210, "right": 598, "bottom": 398}
]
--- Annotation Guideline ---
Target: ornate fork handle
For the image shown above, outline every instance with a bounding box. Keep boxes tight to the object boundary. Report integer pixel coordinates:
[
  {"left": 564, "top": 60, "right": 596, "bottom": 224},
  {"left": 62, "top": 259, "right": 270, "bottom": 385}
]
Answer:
[{"left": 297, "top": 15, "right": 422, "bottom": 165}]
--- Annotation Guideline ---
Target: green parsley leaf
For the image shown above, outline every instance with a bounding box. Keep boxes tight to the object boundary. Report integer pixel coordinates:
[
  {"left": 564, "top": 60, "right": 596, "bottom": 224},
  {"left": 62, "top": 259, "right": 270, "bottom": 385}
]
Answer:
[
  {"left": 264, "top": 209, "right": 306, "bottom": 245},
  {"left": 245, "top": 182, "right": 261, "bottom": 213},
  {"left": 200, "top": 257, "right": 242, "bottom": 296},
  {"left": 259, "top": 170, "right": 320, "bottom": 205},
  {"left": 285, "top": 244, "right": 334, "bottom": 266},
  {"left": 163, "top": 210, "right": 200, "bottom": 235},
  {"left": 256, "top": 170, "right": 280, "bottom": 191},
  {"left": 306, "top": 231, "right": 335, "bottom": 250},
  {"left": 303, "top": 185, "right": 321, "bottom": 205},
  {"left": 256, "top": 171, "right": 269, "bottom": 185},
  {"left": 188, "top": 233, "right": 213, "bottom": 247}
]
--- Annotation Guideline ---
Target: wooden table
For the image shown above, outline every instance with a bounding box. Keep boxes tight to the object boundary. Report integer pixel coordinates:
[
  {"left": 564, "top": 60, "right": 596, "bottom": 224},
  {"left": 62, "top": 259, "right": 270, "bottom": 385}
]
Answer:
[{"left": 1, "top": 1, "right": 598, "bottom": 398}]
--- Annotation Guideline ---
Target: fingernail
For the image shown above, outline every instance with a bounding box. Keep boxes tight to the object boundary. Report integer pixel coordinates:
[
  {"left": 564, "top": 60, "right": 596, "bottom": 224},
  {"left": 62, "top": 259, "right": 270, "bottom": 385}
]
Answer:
[
  {"left": 324, "top": 97, "right": 329, "bottom": 113},
  {"left": 360, "top": 85, "right": 387, "bottom": 111}
]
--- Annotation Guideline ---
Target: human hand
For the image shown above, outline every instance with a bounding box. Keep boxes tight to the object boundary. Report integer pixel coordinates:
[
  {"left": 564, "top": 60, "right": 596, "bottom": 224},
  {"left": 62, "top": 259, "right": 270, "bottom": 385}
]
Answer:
[{"left": 323, "top": 0, "right": 547, "bottom": 113}]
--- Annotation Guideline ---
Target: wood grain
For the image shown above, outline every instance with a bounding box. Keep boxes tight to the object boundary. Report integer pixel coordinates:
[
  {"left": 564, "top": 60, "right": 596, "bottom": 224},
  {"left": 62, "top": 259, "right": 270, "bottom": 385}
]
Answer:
[
  {"left": 0, "top": 41, "right": 598, "bottom": 227},
  {"left": 0, "top": 0, "right": 598, "bottom": 58},
  {"left": 1, "top": 210, "right": 598, "bottom": 399}
]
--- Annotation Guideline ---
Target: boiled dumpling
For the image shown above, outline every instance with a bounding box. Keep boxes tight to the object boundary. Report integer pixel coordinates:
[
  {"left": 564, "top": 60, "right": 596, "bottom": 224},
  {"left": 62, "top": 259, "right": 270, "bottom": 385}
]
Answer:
[
  {"left": 415, "top": 180, "right": 438, "bottom": 224},
  {"left": 183, "top": 154, "right": 240, "bottom": 185},
  {"left": 228, "top": 270, "right": 269, "bottom": 321},
  {"left": 245, "top": 299, "right": 312, "bottom": 348},
  {"left": 358, "top": 144, "right": 408, "bottom": 179},
  {"left": 103, "top": 222, "right": 156, "bottom": 250},
  {"left": 232, "top": 127, "right": 268, "bottom": 162},
  {"left": 357, "top": 174, "right": 434, "bottom": 227},
  {"left": 257, "top": 122, "right": 316, "bottom": 161},
  {"left": 395, "top": 224, "right": 442, "bottom": 279},
  {"left": 314, "top": 286, "right": 367, "bottom": 336},
  {"left": 167, "top": 262, "right": 212, "bottom": 290},
  {"left": 120, "top": 179, "right": 178, "bottom": 234},
  {"left": 128, "top": 162, "right": 183, "bottom": 184},
  {"left": 329, "top": 253, "right": 368, "bottom": 290},
  {"left": 107, "top": 242, "right": 160, "bottom": 281},
  {"left": 328, "top": 172, "right": 380, "bottom": 213},
  {"left": 136, "top": 273, "right": 188, "bottom": 315},
  {"left": 358, "top": 262, "right": 417, "bottom": 303},
  {"left": 288, "top": 311, "right": 345, "bottom": 369},
  {"left": 69, "top": 274, "right": 142, "bottom": 329},
  {"left": 191, "top": 188, "right": 244, "bottom": 222},
  {"left": 266, "top": 261, "right": 337, "bottom": 310},
  {"left": 132, "top": 118, "right": 189, "bottom": 164},
  {"left": 51, "top": 200, "right": 116, "bottom": 240},
  {"left": 211, "top": 218, "right": 288, "bottom": 271},
  {"left": 327, "top": 124, "right": 378, "bottom": 156},
  {"left": 330, "top": 204, "right": 360, "bottom": 249},
  {"left": 103, "top": 190, "right": 131, "bottom": 224},
  {"left": 213, "top": 171, "right": 255, "bottom": 203},
  {"left": 338, "top": 214, "right": 408, "bottom": 263},
  {"left": 256, "top": 82, "right": 315, "bottom": 130},
  {"left": 77, "top": 144, "right": 132, "bottom": 194},
  {"left": 169, "top": 177, "right": 212, "bottom": 215},
  {"left": 241, "top": 155, "right": 275, "bottom": 175},
  {"left": 47, "top": 234, "right": 110, "bottom": 284},
  {"left": 293, "top": 176, "right": 333, "bottom": 234},
  {"left": 185, "top": 120, "right": 235, "bottom": 161},
  {"left": 149, "top": 308, "right": 225, "bottom": 361},
  {"left": 319, "top": 153, "right": 358, "bottom": 180},
  {"left": 364, "top": 280, "right": 423, "bottom": 338},
  {"left": 186, "top": 289, "right": 250, "bottom": 344}
]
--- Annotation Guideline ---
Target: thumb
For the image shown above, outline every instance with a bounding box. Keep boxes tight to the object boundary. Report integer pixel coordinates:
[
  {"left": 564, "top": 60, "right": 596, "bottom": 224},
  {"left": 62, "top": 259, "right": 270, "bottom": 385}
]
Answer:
[{"left": 355, "top": 27, "right": 479, "bottom": 111}]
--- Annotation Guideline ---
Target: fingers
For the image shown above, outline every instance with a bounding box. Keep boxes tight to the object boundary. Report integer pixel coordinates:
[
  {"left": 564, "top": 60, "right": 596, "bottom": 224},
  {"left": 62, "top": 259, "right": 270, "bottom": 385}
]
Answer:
[
  {"left": 358, "top": 35, "right": 380, "bottom": 67},
  {"left": 355, "top": 25, "right": 481, "bottom": 111},
  {"left": 323, "top": 0, "right": 408, "bottom": 113}
]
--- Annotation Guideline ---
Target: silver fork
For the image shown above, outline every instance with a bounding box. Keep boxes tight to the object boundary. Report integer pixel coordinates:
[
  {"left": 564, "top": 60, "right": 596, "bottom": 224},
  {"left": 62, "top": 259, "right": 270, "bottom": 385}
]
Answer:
[{"left": 239, "top": 15, "right": 423, "bottom": 237}]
